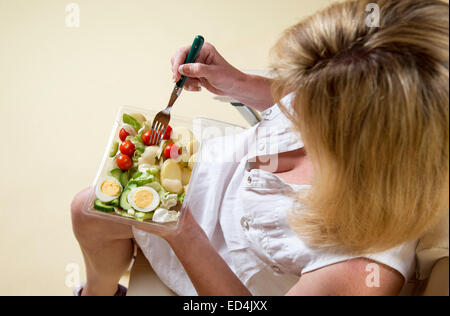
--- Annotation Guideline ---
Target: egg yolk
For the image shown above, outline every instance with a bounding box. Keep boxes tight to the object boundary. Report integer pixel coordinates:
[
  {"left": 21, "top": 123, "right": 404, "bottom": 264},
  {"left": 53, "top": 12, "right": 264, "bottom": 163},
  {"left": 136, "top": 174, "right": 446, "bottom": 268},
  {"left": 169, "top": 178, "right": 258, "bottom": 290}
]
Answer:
[
  {"left": 101, "top": 180, "right": 121, "bottom": 196},
  {"left": 134, "top": 190, "right": 154, "bottom": 209}
]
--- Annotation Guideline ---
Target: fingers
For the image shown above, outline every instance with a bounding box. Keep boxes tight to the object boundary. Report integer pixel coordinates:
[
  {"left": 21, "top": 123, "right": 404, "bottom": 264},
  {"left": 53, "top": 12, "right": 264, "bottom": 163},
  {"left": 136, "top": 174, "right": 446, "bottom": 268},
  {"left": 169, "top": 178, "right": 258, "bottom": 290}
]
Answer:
[
  {"left": 199, "top": 77, "right": 223, "bottom": 95},
  {"left": 171, "top": 46, "right": 190, "bottom": 82},
  {"left": 184, "top": 78, "right": 201, "bottom": 92},
  {"left": 178, "top": 63, "right": 211, "bottom": 79},
  {"left": 171, "top": 42, "right": 217, "bottom": 82}
]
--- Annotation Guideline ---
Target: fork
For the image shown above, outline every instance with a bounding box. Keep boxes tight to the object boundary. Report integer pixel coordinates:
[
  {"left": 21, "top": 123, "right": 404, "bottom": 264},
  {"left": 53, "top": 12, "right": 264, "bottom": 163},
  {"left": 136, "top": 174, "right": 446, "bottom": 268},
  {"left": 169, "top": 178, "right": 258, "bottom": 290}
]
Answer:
[{"left": 150, "top": 35, "right": 205, "bottom": 145}]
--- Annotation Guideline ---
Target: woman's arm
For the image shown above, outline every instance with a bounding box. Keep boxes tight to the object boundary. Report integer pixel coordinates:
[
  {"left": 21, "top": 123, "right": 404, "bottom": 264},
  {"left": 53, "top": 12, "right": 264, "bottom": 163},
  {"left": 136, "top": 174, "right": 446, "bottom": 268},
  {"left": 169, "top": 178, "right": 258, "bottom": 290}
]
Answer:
[
  {"left": 145, "top": 210, "right": 404, "bottom": 296},
  {"left": 163, "top": 210, "right": 251, "bottom": 296},
  {"left": 286, "top": 258, "right": 404, "bottom": 296}
]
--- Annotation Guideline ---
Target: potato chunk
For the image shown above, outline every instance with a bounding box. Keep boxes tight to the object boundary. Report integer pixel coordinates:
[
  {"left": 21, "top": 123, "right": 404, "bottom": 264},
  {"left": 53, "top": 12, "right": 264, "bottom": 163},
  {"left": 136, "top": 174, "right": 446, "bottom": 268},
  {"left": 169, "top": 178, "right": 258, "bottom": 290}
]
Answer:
[
  {"left": 138, "top": 146, "right": 159, "bottom": 166},
  {"left": 161, "top": 159, "right": 183, "bottom": 193}
]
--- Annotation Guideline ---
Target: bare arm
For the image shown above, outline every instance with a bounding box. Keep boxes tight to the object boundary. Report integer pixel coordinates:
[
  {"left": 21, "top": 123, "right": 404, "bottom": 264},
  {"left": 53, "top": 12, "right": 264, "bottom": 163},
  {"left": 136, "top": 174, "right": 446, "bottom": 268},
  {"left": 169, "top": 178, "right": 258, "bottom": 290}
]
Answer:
[
  {"left": 286, "top": 258, "right": 404, "bottom": 296},
  {"left": 164, "top": 210, "right": 251, "bottom": 296},
  {"left": 142, "top": 210, "right": 404, "bottom": 296}
]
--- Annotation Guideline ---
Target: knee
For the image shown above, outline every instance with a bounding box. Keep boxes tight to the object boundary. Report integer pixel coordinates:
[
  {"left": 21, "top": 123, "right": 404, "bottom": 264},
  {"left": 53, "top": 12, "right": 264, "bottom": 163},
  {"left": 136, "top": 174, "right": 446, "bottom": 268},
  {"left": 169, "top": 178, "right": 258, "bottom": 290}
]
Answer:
[
  {"left": 71, "top": 187, "right": 133, "bottom": 244},
  {"left": 71, "top": 187, "right": 93, "bottom": 239}
]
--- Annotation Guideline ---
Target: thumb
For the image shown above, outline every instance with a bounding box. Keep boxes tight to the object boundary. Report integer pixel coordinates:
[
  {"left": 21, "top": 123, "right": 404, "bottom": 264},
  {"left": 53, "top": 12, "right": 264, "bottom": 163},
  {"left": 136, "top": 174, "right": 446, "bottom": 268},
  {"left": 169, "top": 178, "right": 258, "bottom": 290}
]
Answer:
[{"left": 178, "top": 63, "right": 211, "bottom": 78}]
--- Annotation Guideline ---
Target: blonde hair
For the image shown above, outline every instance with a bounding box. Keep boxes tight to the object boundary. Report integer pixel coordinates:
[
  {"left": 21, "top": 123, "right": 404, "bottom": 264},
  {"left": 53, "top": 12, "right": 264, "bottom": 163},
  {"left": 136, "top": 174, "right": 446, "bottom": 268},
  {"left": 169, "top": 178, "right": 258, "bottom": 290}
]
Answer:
[{"left": 271, "top": 0, "right": 449, "bottom": 254}]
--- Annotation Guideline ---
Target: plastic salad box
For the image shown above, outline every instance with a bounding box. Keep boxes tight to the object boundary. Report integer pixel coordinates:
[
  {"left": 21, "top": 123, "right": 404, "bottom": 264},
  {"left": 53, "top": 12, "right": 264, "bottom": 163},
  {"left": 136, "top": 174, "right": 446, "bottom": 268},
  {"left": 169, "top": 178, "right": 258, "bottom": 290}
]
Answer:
[{"left": 83, "top": 105, "right": 246, "bottom": 234}]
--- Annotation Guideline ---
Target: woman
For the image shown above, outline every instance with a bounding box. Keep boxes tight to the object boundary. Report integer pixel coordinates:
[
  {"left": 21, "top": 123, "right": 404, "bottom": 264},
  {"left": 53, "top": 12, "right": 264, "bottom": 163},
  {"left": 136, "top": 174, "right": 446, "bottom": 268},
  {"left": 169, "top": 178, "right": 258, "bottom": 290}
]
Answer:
[{"left": 71, "top": 0, "right": 449, "bottom": 296}]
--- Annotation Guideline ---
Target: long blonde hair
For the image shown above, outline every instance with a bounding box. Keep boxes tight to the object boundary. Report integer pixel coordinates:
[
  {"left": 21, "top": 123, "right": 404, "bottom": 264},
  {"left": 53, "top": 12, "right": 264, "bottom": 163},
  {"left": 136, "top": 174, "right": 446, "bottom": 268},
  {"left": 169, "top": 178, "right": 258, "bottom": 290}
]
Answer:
[{"left": 271, "top": 0, "right": 449, "bottom": 254}]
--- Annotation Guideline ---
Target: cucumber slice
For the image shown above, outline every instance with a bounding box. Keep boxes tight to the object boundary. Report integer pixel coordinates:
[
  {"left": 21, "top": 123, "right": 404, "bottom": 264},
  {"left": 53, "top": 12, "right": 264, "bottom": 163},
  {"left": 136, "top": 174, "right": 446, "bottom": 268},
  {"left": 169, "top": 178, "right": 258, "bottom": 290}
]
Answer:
[
  {"left": 114, "top": 207, "right": 134, "bottom": 218},
  {"left": 119, "top": 184, "right": 137, "bottom": 211},
  {"left": 109, "top": 141, "right": 119, "bottom": 157},
  {"left": 119, "top": 189, "right": 132, "bottom": 211},
  {"left": 134, "top": 211, "right": 154, "bottom": 222},
  {"left": 94, "top": 199, "right": 115, "bottom": 213},
  {"left": 119, "top": 172, "right": 129, "bottom": 187},
  {"left": 110, "top": 168, "right": 123, "bottom": 180},
  {"left": 107, "top": 199, "right": 120, "bottom": 207}
]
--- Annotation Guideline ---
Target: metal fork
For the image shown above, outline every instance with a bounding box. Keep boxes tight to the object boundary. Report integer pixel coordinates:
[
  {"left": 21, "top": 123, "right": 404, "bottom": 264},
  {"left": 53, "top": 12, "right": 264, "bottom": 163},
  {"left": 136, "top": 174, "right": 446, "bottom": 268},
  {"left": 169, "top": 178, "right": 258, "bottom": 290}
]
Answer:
[{"left": 150, "top": 35, "right": 205, "bottom": 145}]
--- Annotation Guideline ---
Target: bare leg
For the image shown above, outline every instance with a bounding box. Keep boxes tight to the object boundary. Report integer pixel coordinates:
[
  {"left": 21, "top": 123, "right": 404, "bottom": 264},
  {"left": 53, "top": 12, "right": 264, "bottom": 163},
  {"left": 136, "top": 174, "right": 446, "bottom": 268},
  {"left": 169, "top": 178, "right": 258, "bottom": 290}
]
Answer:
[{"left": 71, "top": 187, "right": 134, "bottom": 296}]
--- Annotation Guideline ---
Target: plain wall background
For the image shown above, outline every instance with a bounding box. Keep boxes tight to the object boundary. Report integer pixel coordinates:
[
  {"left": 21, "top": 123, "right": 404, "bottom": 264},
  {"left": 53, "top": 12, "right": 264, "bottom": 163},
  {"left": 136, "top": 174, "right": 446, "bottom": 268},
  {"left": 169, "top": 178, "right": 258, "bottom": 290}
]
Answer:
[{"left": 0, "top": 0, "right": 336, "bottom": 295}]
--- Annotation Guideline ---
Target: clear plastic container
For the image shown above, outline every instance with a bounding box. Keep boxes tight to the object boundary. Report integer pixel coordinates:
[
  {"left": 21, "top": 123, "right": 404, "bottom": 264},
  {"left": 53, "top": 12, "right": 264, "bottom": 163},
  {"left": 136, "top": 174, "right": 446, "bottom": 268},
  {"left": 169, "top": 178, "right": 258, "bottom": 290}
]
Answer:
[
  {"left": 83, "top": 106, "right": 196, "bottom": 234},
  {"left": 83, "top": 105, "right": 247, "bottom": 234}
]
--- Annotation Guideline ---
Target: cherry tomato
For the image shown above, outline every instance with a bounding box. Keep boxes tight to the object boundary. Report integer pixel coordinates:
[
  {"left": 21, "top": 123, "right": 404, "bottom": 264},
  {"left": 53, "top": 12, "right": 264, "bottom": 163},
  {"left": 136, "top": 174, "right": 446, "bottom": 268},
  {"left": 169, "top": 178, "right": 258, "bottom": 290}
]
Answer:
[
  {"left": 142, "top": 130, "right": 156, "bottom": 146},
  {"left": 116, "top": 154, "right": 133, "bottom": 171},
  {"left": 162, "top": 125, "right": 172, "bottom": 140},
  {"left": 163, "top": 144, "right": 180, "bottom": 159},
  {"left": 120, "top": 140, "right": 135, "bottom": 156},
  {"left": 119, "top": 128, "right": 129, "bottom": 142}
]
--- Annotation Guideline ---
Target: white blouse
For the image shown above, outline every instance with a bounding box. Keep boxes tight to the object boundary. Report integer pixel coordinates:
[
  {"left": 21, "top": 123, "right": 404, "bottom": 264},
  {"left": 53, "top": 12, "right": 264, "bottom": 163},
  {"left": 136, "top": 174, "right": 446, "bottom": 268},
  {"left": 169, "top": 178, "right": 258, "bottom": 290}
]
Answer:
[{"left": 133, "top": 94, "right": 417, "bottom": 296}]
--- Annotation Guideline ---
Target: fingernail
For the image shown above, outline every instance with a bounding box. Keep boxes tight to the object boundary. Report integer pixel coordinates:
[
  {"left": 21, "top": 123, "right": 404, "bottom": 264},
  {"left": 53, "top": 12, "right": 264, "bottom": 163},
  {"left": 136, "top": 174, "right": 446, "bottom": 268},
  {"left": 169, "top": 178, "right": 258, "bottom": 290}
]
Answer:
[{"left": 178, "top": 65, "right": 184, "bottom": 74}]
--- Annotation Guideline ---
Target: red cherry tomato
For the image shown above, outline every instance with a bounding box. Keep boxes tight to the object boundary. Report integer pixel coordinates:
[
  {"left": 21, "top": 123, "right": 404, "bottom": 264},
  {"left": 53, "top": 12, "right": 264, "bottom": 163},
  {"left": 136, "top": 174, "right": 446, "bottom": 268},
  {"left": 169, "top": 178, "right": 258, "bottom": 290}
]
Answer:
[
  {"left": 116, "top": 154, "right": 133, "bottom": 171},
  {"left": 120, "top": 140, "right": 135, "bottom": 156},
  {"left": 142, "top": 130, "right": 157, "bottom": 146},
  {"left": 162, "top": 125, "right": 172, "bottom": 140},
  {"left": 163, "top": 145, "right": 171, "bottom": 158},
  {"left": 119, "top": 128, "right": 129, "bottom": 142},
  {"left": 163, "top": 144, "right": 180, "bottom": 159}
]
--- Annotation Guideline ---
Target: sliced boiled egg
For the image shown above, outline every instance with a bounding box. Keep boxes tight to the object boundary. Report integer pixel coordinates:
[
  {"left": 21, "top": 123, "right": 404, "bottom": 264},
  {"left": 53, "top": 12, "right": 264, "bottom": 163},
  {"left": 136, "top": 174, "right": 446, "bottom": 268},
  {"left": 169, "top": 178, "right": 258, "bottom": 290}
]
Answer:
[
  {"left": 127, "top": 187, "right": 160, "bottom": 213},
  {"left": 96, "top": 176, "right": 123, "bottom": 202}
]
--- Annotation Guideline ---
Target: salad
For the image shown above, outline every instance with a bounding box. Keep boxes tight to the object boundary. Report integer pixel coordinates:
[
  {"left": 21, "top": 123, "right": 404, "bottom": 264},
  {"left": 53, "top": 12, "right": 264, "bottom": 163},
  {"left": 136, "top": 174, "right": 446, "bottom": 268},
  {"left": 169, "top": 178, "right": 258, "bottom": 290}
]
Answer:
[{"left": 93, "top": 112, "right": 199, "bottom": 223}]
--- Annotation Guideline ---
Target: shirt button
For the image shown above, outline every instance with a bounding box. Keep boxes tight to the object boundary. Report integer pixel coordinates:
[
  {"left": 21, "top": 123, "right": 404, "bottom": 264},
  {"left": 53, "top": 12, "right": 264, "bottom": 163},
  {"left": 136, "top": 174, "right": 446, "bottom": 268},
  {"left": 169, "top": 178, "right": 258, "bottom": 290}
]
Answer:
[
  {"left": 240, "top": 217, "right": 250, "bottom": 230},
  {"left": 259, "top": 143, "right": 265, "bottom": 151},
  {"left": 271, "top": 265, "right": 282, "bottom": 273},
  {"left": 247, "top": 176, "right": 252, "bottom": 184},
  {"left": 264, "top": 109, "right": 272, "bottom": 118}
]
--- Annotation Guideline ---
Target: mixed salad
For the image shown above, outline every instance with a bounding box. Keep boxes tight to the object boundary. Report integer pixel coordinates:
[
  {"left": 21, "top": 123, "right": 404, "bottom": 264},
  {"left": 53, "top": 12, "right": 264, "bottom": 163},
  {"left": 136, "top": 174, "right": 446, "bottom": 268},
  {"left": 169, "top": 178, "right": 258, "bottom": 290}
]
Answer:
[{"left": 93, "top": 112, "right": 199, "bottom": 223}]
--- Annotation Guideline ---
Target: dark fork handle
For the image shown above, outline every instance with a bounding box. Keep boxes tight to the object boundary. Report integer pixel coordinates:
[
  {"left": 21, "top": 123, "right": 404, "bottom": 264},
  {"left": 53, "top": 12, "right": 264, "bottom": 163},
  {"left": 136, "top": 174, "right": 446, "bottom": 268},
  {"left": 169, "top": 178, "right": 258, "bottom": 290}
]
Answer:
[{"left": 176, "top": 35, "right": 205, "bottom": 89}]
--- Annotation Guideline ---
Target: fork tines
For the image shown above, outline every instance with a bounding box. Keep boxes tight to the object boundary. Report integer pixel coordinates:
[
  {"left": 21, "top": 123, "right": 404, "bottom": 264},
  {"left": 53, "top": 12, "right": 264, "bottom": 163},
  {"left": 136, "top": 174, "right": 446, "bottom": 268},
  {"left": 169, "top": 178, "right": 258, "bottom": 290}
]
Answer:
[{"left": 150, "top": 120, "right": 167, "bottom": 145}]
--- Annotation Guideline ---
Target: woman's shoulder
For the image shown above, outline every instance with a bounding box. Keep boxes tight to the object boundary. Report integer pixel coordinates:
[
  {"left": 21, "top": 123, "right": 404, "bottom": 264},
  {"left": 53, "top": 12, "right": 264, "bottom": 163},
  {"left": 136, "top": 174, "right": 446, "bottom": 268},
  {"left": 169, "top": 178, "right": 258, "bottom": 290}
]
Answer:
[
  {"left": 292, "top": 256, "right": 405, "bottom": 296},
  {"left": 301, "top": 239, "right": 419, "bottom": 286}
]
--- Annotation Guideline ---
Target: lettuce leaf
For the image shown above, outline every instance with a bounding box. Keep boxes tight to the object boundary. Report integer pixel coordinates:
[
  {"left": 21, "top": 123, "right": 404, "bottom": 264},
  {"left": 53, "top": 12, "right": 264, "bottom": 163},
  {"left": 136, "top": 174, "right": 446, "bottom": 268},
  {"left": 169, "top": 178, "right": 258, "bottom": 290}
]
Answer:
[
  {"left": 160, "top": 191, "right": 178, "bottom": 209},
  {"left": 128, "top": 172, "right": 154, "bottom": 186},
  {"left": 123, "top": 114, "right": 142, "bottom": 132},
  {"left": 178, "top": 192, "right": 185, "bottom": 204}
]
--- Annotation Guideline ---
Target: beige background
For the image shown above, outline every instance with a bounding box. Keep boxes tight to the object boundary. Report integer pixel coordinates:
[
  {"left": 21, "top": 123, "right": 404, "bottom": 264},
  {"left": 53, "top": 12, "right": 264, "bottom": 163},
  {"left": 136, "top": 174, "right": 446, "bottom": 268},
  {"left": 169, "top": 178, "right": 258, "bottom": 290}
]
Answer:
[{"left": 0, "top": 0, "right": 334, "bottom": 295}]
